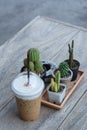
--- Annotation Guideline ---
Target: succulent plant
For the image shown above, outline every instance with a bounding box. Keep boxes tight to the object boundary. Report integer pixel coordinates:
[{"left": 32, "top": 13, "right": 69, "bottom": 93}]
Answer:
[
  {"left": 59, "top": 61, "right": 69, "bottom": 78},
  {"left": 51, "top": 71, "right": 60, "bottom": 92},
  {"left": 68, "top": 40, "right": 75, "bottom": 68},
  {"left": 23, "top": 48, "right": 43, "bottom": 74},
  {"left": 34, "top": 61, "right": 43, "bottom": 73},
  {"left": 27, "top": 48, "right": 40, "bottom": 62},
  {"left": 29, "top": 61, "right": 34, "bottom": 71}
]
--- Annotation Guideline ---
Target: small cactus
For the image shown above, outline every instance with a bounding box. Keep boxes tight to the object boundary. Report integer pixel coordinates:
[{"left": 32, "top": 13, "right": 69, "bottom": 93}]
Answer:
[
  {"left": 59, "top": 61, "right": 69, "bottom": 78},
  {"left": 29, "top": 61, "right": 34, "bottom": 71},
  {"left": 68, "top": 40, "right": 74, "bottom": 68},
  {"left": 34, "top": 61, "right": 43, "bottom": 73},
  {"left": 27, "top": 48, "right": 40, "bottom": 62},
  {"left": 51, "top": 71, "right": 60, "bottom": 92},
  {"left": 23, "top": 48, "right": 42, "bottom": 74},
  {"left": 24, "top": 59, "right": 34, "bottom": 71}
]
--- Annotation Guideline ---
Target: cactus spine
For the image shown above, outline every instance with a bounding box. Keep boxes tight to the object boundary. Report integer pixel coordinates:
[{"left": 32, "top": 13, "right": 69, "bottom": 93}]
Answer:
[
  {"left": 68, "top": 40, "right": 74, "bottom": 68},
  {"left": 59, "top": 61, "right": 69, "bottom": 78},
  {"left": 51, "top": 71, "right": 60, "bottom": 92}
]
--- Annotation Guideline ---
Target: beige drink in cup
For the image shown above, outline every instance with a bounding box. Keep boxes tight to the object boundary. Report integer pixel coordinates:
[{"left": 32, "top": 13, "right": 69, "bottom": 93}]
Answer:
[{"left": 11, "top": 72, "right": 44, "bottom": 121}]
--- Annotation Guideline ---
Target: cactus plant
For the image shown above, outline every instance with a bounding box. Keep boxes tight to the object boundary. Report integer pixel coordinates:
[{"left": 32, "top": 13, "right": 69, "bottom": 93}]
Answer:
[
  {"left": 34, "top": 61, "right": 43, "bottom": 73},
  {"left": 29, "top": 61, "right": 34, "bottom": 71},
  {"left": 24, "top": 59, "right": 34, "bottom": 71},
  {"left": 68, "top": 40, "right": 75, "bottom": 68},
  {"left": 67, "top": 40, "right": 80, "bottom": 81},
  {"left": 48, "top": 70, "right": 66, "bottom": 104},
  {"left": 59, "top": 61, "right": 69, "bottom": 78},
  {"left": 27, "top": 48, "right": 40, "bottom": 62},
  {"left": 22, "top": 48, "right": 43, "bottom": 74},
  {"left": 51, "top": 71, "right": 60, "bottom": 92}
]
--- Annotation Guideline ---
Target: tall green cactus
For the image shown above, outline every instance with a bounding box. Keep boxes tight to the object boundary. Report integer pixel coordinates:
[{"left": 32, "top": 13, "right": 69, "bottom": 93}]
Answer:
[
  {"left": 23, "top": 48, "right": 42, "bottom": 74},
  {"left": 59, "top": 61, "right": 69, "bottom": 78},
  {"left": 68, "top": 40, "right": 74, "bottom": 68},
  {"left": 27, "top": 48, "right": 40, "bottom": 62},
  {"left": 51, "top": 71, "right": 60, "bottom": 92}
]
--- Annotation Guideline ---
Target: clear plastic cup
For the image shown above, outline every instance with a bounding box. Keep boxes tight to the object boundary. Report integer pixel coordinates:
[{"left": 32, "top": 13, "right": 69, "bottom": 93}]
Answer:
[{"left": 11, "top": 72, "right": 44, "bottom": 121}]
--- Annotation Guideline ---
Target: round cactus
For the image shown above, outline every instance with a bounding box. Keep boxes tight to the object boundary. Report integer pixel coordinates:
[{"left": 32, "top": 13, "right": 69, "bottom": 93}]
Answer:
[
  {"left": 59, "top": 62, "right": 69, "bottom": 78},
  {"left": 34, "top": 61, "right": 43, "bottom": 73},
  {"left": 29, "top": 61, "right": 34, "bottom": 71},
  {"left": 27, "top": 48, "right": 40, "bottom": 62}
]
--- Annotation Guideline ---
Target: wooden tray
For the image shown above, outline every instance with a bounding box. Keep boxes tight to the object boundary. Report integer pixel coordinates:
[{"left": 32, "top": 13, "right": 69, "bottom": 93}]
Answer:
[{"left": 41, "top": 70, "right": 84, "bottom": 110}]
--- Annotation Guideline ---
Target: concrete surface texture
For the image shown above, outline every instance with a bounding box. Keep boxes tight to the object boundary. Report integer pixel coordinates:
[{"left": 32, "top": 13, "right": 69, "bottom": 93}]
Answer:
[{"left": 0, "top": 0, "right": 87, "bottom": 46}]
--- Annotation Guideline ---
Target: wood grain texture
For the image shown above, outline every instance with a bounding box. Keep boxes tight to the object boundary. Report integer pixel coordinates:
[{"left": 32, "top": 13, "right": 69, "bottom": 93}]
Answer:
[
  {"left": 58, "top": 91, "right": 87, "bottom": 130},
  {"left": 0, "top": 16, "right": 87, "bottom": 130}
]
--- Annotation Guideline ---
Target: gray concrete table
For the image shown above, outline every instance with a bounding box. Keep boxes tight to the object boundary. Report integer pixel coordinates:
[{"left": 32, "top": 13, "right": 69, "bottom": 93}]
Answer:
[{"left": 0, "top": 16, "right": 87, "bottom": 130}]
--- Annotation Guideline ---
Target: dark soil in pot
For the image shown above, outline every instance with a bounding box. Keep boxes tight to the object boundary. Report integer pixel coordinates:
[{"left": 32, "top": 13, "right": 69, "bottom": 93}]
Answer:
[{"left": 49, "top": 85, "right": 65, "bottom": 93}]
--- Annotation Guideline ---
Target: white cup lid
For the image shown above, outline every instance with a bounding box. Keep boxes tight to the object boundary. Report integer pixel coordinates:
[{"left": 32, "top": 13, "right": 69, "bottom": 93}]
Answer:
[{"left": 11, "top": 72, "right": 44, "bottom": 100}]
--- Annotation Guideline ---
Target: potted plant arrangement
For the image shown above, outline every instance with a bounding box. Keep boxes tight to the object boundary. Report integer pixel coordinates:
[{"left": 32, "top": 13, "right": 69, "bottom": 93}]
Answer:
[
  {"left": 48, "top": 71, "right": 66, "bottom": 104},
  {"left": 54, "top": 61, "right": 73, "bottom": 88},
  {"left": 11, "top": 49, "right": 44, "bottom": 121},
  {"left": 21, "top": 48, "right": 57, "bottom": 83},
  {"left": 65, "top": 40, "right": 80, "bottom": 81}
]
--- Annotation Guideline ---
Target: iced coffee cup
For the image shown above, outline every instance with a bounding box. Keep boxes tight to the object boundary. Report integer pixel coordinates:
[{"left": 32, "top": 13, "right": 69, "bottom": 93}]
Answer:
[{"left": 11, "top": 72, "right": 44, "bottom": 121}]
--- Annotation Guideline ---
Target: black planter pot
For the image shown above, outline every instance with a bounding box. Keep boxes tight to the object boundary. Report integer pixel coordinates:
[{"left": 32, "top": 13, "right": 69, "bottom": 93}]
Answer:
[
  {"left": 41, "top": 63, "right": 54, "bottom": 83},
  {"left": 41, "top": 60, "right": 57, "bottom": 83},
  {"left": 65, "top": 59, "right": 80, "bottom": 81}
]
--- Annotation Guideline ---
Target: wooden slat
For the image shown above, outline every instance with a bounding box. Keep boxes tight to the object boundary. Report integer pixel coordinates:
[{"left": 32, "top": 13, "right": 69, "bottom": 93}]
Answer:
[
  {"left": 58, "top": 91, "right": 87, "bottom": 130},
  {"left": 44, "top": 16, "right": 87, "bottom": 32}
]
